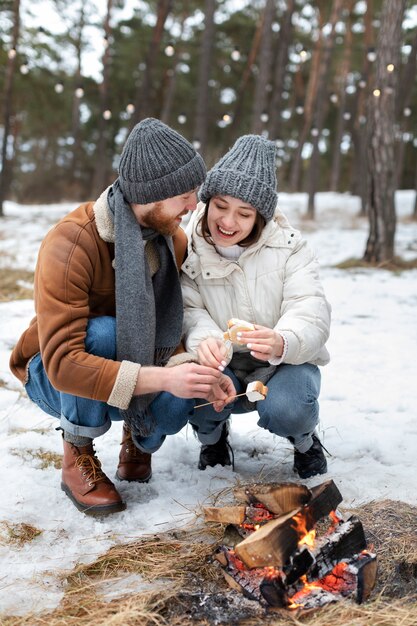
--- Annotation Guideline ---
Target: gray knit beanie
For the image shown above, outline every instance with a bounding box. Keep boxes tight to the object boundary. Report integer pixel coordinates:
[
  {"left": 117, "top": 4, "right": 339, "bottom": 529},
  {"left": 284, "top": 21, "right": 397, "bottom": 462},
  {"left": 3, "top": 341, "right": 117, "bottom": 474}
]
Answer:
[
  {"left": 199, "top": 134, "right": 278, "bottom": 221},
  {"left": 118, "top": 118, "right": 206, "bottom": 204}
]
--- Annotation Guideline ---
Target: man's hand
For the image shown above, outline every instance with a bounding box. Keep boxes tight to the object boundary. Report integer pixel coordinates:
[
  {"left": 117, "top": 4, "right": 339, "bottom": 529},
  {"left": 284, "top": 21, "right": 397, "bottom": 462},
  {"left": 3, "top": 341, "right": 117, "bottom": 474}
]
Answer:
[
  {"left": 163, "top": 362, "right": 225, "bottom": 398},
  {"left": 198, "top": 337, "right": 231, "bottom": 370},
  {"left": 205, "top": 373, "right": 236, "bottom": 412},
  {"left": 237, "top": 324, "right": 284, "bottom": 362}
]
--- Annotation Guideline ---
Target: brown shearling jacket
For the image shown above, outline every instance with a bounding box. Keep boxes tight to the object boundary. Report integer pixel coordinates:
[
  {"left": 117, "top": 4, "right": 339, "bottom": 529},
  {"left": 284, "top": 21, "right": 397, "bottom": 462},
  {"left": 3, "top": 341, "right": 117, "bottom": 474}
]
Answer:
[{"left": 9, "top": 192, "right": 188, "bottom": 410}]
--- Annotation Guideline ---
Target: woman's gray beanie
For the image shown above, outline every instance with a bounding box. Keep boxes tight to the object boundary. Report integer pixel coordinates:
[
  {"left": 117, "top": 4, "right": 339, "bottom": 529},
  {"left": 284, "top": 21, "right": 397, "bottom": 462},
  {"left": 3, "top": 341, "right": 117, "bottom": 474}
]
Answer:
[
  {"left": 199, "top": 134, "right": 278, "bottom": 222},
  {"left": 118, "top": 118, "right": 206, "bottom": 204}
]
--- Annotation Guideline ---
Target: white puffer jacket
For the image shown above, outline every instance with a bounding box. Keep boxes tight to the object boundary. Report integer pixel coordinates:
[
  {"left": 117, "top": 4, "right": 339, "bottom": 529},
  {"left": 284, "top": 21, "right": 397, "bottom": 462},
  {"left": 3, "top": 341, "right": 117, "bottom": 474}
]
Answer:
[{"left": 181, "top": 203, "right": 331, "bottom": 366}]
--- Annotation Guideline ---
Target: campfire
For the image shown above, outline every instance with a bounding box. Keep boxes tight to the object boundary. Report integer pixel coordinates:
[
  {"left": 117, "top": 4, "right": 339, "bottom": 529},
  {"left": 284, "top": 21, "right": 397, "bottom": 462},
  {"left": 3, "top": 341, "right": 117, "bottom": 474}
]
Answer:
[{"left": 203, "top": 480, "right": 377, "bottom": 611}]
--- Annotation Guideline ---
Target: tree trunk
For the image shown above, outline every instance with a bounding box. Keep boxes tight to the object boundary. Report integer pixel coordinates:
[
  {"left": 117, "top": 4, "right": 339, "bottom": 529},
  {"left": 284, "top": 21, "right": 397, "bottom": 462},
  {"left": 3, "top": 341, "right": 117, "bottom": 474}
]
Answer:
[
  {"left": 228, "top": 13, "right": 264, "bottom": 138},
  {"left": 267, "top": 0, "right": 295, "bottom": 140},
  {"left": 306, "top": 0, "right": 346, "bottom": 218},
  {"left": 329, "top": 0, "right": 355, "bottom": 192},
  {"left": 131, "top": 0, "right": 173, "bottom": 126},
  {"left": 364, "top": 0, "right": 406, "bottom": 263},
  {"left": 395, "top": 30, "right": 417, "bottom": 189},
  {"left": 92, "top": 0, "right": 113, "bottom": 198},
  {"left": 288, "top": 6, "right": 324, "bottom": 192},
  {"left": 69, "top": 1, "right": 85, "bottom": 193},
  {"left": 350, "top": 0, "right": 374, "bottom": 214},
  {"left": 193, "top": 0, "right": 216, "bottom": 156},
  {"left": 160, "top": 6, "right": 188, "bottom": 125},
  {"left": 0, "top": 0, "right": 20, "bottom": 216},
  {"left": 251, "top": 0, "right": 275, "bottom": 135}
]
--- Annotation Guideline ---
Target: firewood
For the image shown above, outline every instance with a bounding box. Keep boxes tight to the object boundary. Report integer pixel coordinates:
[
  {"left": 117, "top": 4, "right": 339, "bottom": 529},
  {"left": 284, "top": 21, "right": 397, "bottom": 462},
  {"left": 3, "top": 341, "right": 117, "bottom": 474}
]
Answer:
[
  {"left": 307, "top": 480, "right": 343, "bottom": 524},
  {"left": 203, "top": 505, "right": 247, "bottom": 525},
  {"left": 233, "top": 482, "right": 311, "bottom": 516},
  {"left": 234, "top": 509, "right": 301, "bottom": 568},
  {"left": 356, "top": 553, "right": 378, "bottom": 603}
]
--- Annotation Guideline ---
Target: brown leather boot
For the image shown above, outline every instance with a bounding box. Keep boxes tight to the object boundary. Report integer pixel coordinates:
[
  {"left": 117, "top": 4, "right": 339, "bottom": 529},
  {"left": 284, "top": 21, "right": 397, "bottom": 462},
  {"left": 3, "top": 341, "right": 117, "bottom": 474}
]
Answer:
[
  {"left": 116, "top": 424, "right": 152, "bottom": 482},
  {"left": 61, "top": 439, "right": 125, "bottom": 516}
]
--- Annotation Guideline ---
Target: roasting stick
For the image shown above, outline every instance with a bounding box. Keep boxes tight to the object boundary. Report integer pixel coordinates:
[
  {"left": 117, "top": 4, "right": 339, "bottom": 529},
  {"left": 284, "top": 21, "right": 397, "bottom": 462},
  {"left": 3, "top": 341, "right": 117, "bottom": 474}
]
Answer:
[
  {"left": 195, "top": 381, "right": 268, "bottom": 409},
  {"left": 195, "top": 391, "right": 247, "bottom": 409}
]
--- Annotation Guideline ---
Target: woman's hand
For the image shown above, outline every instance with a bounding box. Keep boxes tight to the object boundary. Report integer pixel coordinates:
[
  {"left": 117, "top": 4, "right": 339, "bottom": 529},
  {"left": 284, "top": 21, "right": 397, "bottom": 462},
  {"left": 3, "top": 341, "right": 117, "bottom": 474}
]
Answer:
[
  {"left": 237, "top": 324, "right": 284, "bottom": 362},
  {"left": 197, "top": 337, "right": 231, "bottom": 371}
]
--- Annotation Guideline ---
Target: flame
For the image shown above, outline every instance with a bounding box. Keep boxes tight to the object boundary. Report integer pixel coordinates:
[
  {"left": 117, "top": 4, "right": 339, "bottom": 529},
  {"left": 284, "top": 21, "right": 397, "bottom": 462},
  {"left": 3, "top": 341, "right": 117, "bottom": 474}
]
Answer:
[{"left": 292, "top": 512, "right": 316, "bottom": 548}]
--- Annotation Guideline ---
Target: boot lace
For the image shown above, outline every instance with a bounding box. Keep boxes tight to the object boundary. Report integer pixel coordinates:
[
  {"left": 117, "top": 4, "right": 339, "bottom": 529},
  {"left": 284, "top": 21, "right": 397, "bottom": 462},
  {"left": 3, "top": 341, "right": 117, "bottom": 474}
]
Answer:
[
  {"left": 75, "top": 453, "right": 107, "bottom": 487},
  {"left": 123, "top": 430, "right": 146, "bottom": 459}
]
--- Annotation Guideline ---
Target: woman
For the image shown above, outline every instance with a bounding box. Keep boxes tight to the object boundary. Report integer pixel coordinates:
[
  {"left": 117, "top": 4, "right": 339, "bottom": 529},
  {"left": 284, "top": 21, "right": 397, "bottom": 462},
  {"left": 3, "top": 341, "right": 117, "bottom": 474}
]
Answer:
[{"left": 181, "top": 134, "right": 331, "bottom": 478}]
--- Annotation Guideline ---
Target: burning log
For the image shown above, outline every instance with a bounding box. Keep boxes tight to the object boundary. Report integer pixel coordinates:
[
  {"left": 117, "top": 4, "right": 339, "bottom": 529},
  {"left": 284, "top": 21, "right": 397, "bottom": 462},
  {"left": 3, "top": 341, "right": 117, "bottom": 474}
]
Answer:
[
  {"left": 203, "top": 506, "right": 247, "bottom": 525},
  {"left": 284, "top": 515, "right": 368, "bottom": 584},
  {"left": 234, "top": 482, "right": 311, "bottom": 515}
]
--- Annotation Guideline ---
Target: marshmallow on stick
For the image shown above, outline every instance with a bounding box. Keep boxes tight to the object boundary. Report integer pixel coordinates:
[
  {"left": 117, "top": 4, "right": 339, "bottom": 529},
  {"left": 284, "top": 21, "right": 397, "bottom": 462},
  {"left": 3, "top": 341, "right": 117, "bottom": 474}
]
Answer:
[
  {"left": 195, "top": 380, "right": 268, "bottom": 408},
  {"left": 223, "top": 318, "right": 255, "bottom": 345},
  {"left": 246, "top": 380, "right": 268, "bottom": 402}
]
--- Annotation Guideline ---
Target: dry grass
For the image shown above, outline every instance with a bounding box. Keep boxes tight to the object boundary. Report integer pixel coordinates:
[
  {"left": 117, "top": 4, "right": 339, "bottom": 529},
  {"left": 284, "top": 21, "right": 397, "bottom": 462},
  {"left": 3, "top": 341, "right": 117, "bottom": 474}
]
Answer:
[
  {"left": 0, "top": 522, "right": 42, "bottom": 546},
  {"left": 335, "top": 256, "right": 417, "bottom": 272},
  {"left": 1, "top": 500, "right": 416, "bottom": 626},
  {"left": 10, "top": 447, "right": 63, "bottom": 470},
  {"left": 0, "top": 267, "right": 34, "bottom": 301}
]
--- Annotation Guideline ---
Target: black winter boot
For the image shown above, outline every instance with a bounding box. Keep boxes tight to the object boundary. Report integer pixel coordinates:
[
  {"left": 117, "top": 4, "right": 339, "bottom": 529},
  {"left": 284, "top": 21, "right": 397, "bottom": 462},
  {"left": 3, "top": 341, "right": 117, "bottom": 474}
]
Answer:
[
  {"left": 198, "top": 422, "right": 234, "bottom": 470},
  {"left": 293, "top": 433, "right": 328, "bottom": 479}
]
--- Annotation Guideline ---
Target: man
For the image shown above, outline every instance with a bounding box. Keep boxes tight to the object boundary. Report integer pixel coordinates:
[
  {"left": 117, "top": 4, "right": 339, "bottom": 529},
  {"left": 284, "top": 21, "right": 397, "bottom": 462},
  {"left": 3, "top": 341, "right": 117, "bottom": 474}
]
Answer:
[{"left": 10, "top": 118, "right": 235, "bottom": 516}]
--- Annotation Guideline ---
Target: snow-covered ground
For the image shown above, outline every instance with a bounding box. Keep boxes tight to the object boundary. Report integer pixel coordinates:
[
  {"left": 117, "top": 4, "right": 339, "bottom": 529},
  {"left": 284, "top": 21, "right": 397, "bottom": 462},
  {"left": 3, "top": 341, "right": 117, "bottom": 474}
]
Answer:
[{"left": 1, "top": 191, "right": 416, "bottom": 616}]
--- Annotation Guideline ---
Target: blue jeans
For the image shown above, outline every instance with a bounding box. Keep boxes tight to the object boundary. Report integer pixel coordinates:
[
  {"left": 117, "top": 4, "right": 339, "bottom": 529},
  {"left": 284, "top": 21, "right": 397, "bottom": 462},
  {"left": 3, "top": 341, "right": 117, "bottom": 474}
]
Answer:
[
  {"left": 188, "top": 363, "right": 321, "bottom": 453},
  {"left": 25, "top": 316, "right": 321, "bottom": 453},
  {"left": 25, "top": 316, "right": 194, "bottom": 445}
]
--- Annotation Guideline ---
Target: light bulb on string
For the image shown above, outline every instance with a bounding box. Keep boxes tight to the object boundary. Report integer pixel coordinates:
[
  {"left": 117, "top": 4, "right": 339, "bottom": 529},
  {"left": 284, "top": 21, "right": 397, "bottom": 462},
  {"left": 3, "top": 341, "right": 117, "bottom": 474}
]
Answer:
[
  {"left": 373, "top": 88, "right": 381, "bottom": 97},
  {"left": 311, "top": 126, "right": 319, "bottom": 137},
  {"left": 330, "top": 93, "right": 338, "bottom": 104},
  {"left": 260, "top": 112, "right": 269, "bottom": 123},
  {"left": 404, "top": 107, "right": 412, "bottom": 117},
  {"left": 296, "top": 105, "right": 304, "bottom": 115},
  {"left": 8, "top": 48, "right": 16, "bottom": 59},
  {"left": 75, "top": 87, "right": 84, "bottom": 98},
  {"left": 387, "top": 63, "right": 394, "bottom": 72},
  {"left": 222, "top": 113, "right": 232, "bottom": 124},
  {"left": 55, "top": 83, "right": 64, "bottom": 93},
  {"left": 177, "top": 114, "right": 187, "bottom": 124},
  {"left": 343, "top": 112, "right": 351, "bottom": 121},
  {"left": 193, "top": 140, "right": 201, "bottom": 150},
  {"left": 231, "top": 47, "right": 241, "bottom": 61},
  {"left": 103, "top": 109, "right": 112, "bottom": 120},
  {"left": 126, "top": 103, "right": 135, "bottom": 115},
  {"left": 165, "top": 42, "right": 175, "bottom": 57},
  {"left": 20, "top": 63, "right": 29, "bottom": 74},
  {"left": 367, "top": 47, "right": 377, "bottom": 62},
  {"left": 299, "top": 49, "right": 308, "bottom": 62}
]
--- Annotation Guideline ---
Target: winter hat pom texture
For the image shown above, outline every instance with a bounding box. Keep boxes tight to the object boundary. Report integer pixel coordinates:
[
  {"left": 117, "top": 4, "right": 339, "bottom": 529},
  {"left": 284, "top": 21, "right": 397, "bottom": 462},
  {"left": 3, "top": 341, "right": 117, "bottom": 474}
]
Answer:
[
  {"left": 118, "top": 118, "right": 206, "bottom": 204},
  {"left": 199, "top": 134, "right": 278, "bottom": 222}
]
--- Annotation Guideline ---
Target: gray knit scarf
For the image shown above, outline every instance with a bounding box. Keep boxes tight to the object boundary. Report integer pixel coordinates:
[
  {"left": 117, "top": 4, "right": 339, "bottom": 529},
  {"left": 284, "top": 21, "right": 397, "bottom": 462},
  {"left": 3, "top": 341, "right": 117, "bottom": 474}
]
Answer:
[{"left": 107, "top": 180, "right": 183, "bottom": 437}]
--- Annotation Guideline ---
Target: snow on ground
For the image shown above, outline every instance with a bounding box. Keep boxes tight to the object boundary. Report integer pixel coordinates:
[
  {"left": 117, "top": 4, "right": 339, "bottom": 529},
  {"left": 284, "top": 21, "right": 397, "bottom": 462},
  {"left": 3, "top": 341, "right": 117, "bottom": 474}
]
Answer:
[{"left": 0, "top": 191, "right": 416, "bottom": 616}]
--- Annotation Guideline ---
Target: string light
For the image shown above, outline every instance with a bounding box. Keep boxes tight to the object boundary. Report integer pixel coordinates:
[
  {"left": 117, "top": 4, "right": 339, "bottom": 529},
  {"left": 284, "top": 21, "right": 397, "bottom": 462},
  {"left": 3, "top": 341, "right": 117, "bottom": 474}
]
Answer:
[
  {"left": 330, "top": 93, "right": 338, "bottom": 104},
  {"left": 260, "top": 112, "right": 269, "bottom": 123},
  {"left": 231, "top": 47, "right": 241, "bottom": 61},
  {"left": 343, "top": 112, "right": 351, "bottom": 120},
  {"left": 296, "top": 105, "right": 304, "bottom": 114},
  {"left": 177, "top": 114, "right": 187, "bottom": 124},
  {"left": 75, "top": 87, "right": 84, "bottom": 98},
  {"left": 126, "top": 103, "right": 135, "bottom": 115},
  {"left": 311, "top": 127, "right": 319, "bottom": 137},
  {"left": 165, "top": 42, "right": 175, "bottom": 57},
  {"left": 103, "top": 109, "right": 112, "bottom": 120},
  {"left": 193, "top": 140, "right": 201, "bottom": 150},
  {"left": 387, "top": 63, "right": 395, "bottom": 72},
  {"left": 8, "top": 48, "right": 16, "bottom": 59},
  {"left": 54, "top": 83, "right": 64, "bottom": 93},
  {"left": 299, "top": 49, "right": 308, "bottom": 62},
  {"left": 404, "top": 107, "right": 412, "bottom": 117},
  {"left": 20, "top": 63, "right": 29, "bottom": 74},
  {"left": 367, "top": 47, "right": 377, "bottom": 62},
  {"left": 373, "top": 88, "right": 381, "bottom": 97}
]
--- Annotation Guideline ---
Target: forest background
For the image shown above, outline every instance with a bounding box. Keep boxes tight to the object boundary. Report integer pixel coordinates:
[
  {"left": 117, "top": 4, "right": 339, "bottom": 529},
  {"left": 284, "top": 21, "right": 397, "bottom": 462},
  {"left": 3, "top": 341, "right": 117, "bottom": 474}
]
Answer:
[{"left": 1, "top": 0, "right": 417, "bottom": 262}]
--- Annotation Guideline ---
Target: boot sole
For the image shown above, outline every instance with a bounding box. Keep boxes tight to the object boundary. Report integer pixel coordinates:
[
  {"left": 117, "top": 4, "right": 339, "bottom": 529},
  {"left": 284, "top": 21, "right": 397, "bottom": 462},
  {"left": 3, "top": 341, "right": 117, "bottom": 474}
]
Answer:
[
  {"left": 115, "top": 470, "right": 152, "bottom": 483},
  {"left": 61, "top": 482, "right": 126, "bottom": 516}
]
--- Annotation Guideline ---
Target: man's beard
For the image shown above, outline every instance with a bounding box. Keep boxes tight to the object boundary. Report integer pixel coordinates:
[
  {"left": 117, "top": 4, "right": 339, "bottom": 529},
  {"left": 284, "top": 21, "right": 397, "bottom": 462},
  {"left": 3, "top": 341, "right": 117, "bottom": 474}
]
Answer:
[{"left": 142, "top": 202, "right": 180, "bottom": 236}]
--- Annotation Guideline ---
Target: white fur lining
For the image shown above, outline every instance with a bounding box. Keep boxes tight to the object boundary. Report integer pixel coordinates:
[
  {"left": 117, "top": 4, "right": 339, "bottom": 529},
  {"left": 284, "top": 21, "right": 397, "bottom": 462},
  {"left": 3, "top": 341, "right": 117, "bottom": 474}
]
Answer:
[
  {"left": 107, "top": 360, "right": 140, "bottom": 410},
  {"left": 93, "top": 187, "right": 115, "bottom": 243}
]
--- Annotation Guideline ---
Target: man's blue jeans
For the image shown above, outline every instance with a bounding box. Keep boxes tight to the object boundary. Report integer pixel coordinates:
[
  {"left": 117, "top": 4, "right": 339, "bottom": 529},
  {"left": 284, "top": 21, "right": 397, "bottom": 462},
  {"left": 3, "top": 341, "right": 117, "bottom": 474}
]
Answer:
[
  {"left": 25, "top": 316, "right": 321, "bottom": 454},
  {"left": 24, "top": 316, "right": 194, "bottom": 443}
]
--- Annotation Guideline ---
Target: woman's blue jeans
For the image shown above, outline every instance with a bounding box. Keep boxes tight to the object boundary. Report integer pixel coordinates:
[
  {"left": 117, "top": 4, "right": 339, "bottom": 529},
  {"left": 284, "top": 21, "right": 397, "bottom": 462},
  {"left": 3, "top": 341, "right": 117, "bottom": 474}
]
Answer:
[{"left": 25, "top": 316, "right": 321, "bottom": 454}]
